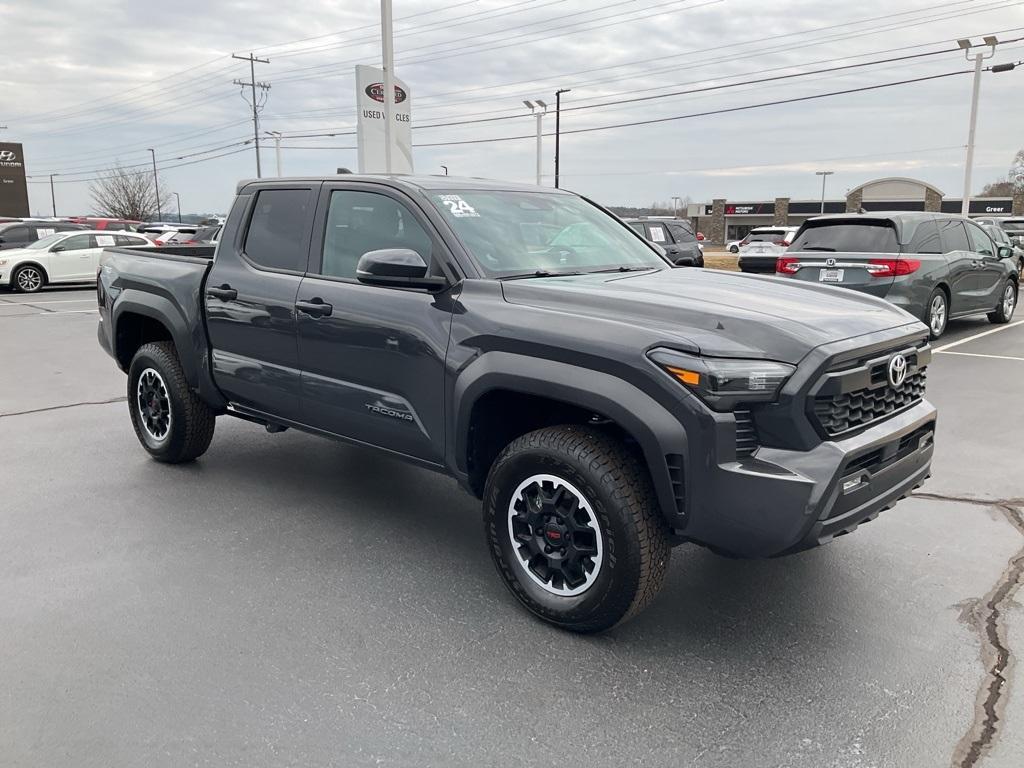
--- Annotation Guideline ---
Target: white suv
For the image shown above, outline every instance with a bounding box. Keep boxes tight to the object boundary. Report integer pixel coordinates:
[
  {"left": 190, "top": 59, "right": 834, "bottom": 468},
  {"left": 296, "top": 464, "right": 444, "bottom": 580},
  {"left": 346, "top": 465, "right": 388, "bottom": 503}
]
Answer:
[{"left": 0, "top": 229, "right": 150, "bottom": 293}]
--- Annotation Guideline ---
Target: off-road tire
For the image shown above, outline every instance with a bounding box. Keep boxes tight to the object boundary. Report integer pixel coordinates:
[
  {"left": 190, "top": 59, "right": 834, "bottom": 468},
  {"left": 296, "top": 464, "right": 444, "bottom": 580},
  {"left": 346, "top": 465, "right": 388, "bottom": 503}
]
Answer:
[
  {"left": 484, "top": 425, "right": 671, "bottom": 633},
  {"left": 987, "top": 279, "right": 1017, "bottom": 324},
  {"left": 127, "top": 341, "right": 215, "bottom": 463}
]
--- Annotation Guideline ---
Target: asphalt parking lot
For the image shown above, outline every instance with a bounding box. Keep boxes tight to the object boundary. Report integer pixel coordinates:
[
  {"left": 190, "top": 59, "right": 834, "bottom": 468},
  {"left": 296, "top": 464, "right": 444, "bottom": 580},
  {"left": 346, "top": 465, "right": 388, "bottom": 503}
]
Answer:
[{"left": 2, "top": 286, "right": 1022, "bottom": 767}]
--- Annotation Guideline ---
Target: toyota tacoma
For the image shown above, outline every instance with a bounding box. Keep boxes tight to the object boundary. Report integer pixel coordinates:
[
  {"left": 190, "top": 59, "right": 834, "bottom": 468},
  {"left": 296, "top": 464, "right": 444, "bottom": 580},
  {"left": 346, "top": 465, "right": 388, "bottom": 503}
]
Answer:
[{"left": 97, "top": 175, "right": 937, "bottom": 632}]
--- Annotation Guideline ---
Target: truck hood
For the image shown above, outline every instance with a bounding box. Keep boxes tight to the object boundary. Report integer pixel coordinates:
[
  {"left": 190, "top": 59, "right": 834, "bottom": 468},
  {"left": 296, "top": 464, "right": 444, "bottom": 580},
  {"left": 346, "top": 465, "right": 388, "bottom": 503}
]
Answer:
[{"left": 500, "top": 268, "right": 922, "bottom": 364}]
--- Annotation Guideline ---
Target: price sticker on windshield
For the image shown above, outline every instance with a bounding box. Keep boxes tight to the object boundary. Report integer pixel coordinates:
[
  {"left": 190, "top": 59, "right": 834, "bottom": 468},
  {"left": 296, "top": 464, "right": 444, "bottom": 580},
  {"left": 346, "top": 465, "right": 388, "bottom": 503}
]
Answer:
[{"left": 437, "top": 194, "right": 480, "bottom": 218}]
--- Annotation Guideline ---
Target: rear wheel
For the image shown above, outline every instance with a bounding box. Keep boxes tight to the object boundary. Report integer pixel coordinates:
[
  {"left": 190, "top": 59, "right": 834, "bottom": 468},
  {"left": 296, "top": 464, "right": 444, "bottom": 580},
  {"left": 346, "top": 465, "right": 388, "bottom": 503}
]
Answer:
[
  {"left": 12, "top": 265, "right": 45, "bottom": 293},
  {"left": 925, "top": 288, "right": 948, "bottom": 339},
  {"left": 127, "top": 341, "right": 216, "bottom": 463},
  {"left": 988, "top": 280, "right": 1017, "bottom": 324},
  {"left": 484, "top": 425, "right": 670, "bottom": 633}
]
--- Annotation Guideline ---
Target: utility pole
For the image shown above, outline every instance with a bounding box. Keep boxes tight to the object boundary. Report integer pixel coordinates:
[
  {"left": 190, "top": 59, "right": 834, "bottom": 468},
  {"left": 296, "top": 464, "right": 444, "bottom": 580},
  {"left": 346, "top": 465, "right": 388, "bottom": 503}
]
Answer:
[
  {"left": 233, "top": 52, "right": 271, "bottom": 178},
  {"left": 958, "top": 36, "right": 997, "bottom": 216},
  {"left": 671, "top": 196, "right": 681, "bottom": 216},
  {"left": 171, "top": 192, "right": 182, "bottom": 223},
  {"left": 524, "top": 100, "right": 547, "bottom": 186},
  {"left": 49, "top": 174, "right": 58, "bottom": 217},
  {"left": 147, "top": 148, "right": 161, "bottom": 220},
  {"left": 265, "top": 131, "right": 283, "bottom": 176},
  {"left": 554, "top": 88, "right": 571, "bottom": 189},
  {"left": 381, "top": 0, "right": 396, "bottom": 174},
  {"left": 815, "top": 171, "right": 834, "bottom": 214}
]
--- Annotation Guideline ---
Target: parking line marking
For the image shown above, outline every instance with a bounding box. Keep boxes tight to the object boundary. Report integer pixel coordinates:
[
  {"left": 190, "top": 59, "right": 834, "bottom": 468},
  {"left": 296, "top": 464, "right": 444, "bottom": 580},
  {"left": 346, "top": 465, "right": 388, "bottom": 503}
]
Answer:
[
  {"left": 932, "top": 320, "right": 1024, "bottom": 352},
  {"left": 935, "top": 350, "right": 1024, "bottom": 362},
  {"left": 35, "top": 309, "right": 98, "bottom": 315},
  {"left": 16, "top": 298, "right": 96, "bottom": 305}
]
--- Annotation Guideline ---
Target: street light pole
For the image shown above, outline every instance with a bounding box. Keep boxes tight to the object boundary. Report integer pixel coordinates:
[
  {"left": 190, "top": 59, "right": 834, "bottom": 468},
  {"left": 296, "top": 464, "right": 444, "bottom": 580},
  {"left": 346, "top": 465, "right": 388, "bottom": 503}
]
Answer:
[
  {"left": 265, "top": 131, "right": 283, "bottom": 176},
  {"left": 381, "top": 0, "right": 395, "bottom": 174},
  {"left": 49, "top": 174, "right": 58, "bottom": 217},
  {"left": 524, "top": 100, "right": 548, "bottom": 186},
  {"left": 554, "top": 88, "right": 570, "bottom": 189},
  {"left": 958, "top": 36, "right": 997, "bottom": 216},
  {"left": 815, "top": 170, "right": 834, "bottom": 214},
  {"left": 147, "top": 148, "right": 162, "bottom": 220},
  {"left": 171, "top": 192, "right": 182, "bottom": 223}
]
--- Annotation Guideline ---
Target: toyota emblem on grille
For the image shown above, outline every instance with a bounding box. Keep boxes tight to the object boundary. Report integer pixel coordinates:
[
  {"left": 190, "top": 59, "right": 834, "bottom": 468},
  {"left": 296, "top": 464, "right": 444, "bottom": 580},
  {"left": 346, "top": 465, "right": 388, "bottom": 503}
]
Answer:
[{"left": 888, "top": 354, "right": 908, "bottom": 388}]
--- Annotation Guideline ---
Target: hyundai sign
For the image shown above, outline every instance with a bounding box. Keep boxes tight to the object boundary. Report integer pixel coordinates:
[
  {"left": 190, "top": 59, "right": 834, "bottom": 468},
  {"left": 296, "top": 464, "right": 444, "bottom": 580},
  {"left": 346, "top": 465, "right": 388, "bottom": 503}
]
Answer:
[
  {"left": 355, "top": 65, "right": 413, "bottom": 174},
  {"left": 0, "top": 142, "right": 29, "bottom": 217}
]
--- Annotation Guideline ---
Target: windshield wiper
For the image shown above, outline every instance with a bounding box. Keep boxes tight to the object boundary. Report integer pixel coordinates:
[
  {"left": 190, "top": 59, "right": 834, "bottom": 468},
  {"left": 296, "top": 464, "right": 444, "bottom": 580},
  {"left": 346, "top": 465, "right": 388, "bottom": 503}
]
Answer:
[
  {"left": 588, "top": 266, "right": 656, "bottom": 274},
  {"left": 800, "top": 246, "right": 836, "bottom": 252},
  {"left": 498, "top": 269, "right": 584, "bottom": 280}
]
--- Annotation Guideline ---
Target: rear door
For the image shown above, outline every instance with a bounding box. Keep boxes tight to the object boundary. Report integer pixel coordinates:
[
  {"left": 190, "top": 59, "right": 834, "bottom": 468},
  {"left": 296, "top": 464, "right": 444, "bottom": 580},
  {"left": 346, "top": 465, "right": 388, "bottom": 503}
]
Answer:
[
  {"left": 295, "top": 183, "right": 454, "bottom": 464},
  {"left": 937, "top": 219, "right": 980, "bottom": 312},
  {"left": 204, "top": 184, "right": 317, "bottom": 423}
]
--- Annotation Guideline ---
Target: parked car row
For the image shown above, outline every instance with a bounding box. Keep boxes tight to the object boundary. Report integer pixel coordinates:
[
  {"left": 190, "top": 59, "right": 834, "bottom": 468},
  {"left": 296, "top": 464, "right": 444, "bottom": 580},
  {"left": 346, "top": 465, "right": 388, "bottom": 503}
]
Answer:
[{"left": 0, "top": 230, "right": 152, "bottom": 292}]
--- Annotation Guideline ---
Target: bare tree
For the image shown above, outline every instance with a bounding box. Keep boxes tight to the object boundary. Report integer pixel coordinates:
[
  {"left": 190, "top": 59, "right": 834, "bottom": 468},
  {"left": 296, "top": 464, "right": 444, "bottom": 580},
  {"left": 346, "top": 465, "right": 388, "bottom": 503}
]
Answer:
[
  {"left": 89, "top": 165, "right": 170, "bottom": 221},
  {"left": 978, "top": 148, "right": 1024, "bottom": 196},
  {"left": 980, "top": 180, "right": 1015, "bottom": 196}
]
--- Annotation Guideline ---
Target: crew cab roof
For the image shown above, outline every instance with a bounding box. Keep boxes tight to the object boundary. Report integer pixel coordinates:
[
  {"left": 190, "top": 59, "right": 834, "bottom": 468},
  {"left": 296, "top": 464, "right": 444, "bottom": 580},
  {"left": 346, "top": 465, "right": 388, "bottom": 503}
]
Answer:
[{"left": 235, "top": 174, "right": 574, "bottom": 195}]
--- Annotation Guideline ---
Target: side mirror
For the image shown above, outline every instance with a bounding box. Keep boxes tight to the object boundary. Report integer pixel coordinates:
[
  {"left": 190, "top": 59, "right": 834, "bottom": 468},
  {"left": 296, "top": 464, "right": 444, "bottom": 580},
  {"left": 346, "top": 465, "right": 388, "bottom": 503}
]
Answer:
[
  {"left": 998, "top": 244, "right": 1014, "bottom": 259},
  {"left": 51, "top": 245, "right": 65, "bottom": 252},
  {"left": 0, "top": 237, "right": 5, "bottom": 244},
  {"left": 356, "top": 249, "right": 447, "bottom": 291}
]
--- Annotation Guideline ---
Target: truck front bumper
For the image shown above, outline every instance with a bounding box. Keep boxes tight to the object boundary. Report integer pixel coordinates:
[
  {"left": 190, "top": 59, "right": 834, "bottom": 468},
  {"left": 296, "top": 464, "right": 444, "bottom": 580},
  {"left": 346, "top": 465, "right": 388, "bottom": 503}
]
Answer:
[{"left": 686, "top": 399, "right": 936, "bottom": 558}]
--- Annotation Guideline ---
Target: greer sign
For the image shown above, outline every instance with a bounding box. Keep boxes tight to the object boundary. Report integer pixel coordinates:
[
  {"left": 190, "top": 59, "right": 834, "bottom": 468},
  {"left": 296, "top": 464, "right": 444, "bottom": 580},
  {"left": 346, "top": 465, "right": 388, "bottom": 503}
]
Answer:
[{"left": 0, "top": 142, "right": 29, "bottom": 217}]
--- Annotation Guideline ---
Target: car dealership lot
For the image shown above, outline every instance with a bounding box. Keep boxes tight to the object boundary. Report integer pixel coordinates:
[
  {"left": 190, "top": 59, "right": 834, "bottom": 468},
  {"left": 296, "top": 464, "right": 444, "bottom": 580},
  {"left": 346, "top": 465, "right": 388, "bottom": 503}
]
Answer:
[{"left": 1, "top": 288, "right": 1022, "bottom": 767}]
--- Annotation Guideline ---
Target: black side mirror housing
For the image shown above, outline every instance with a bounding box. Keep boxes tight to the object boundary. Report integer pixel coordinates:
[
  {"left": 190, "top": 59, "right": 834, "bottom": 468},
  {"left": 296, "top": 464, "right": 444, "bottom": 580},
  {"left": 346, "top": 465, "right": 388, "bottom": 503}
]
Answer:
[
  {"left": 51, "top": 245, "right": 65, "bottom": 252},
  {"left": 356, "top": 249, "right": 447, "bottom": 291},
  {"left": 998, "top": 244, "right": 1014, "bottom": 259}
]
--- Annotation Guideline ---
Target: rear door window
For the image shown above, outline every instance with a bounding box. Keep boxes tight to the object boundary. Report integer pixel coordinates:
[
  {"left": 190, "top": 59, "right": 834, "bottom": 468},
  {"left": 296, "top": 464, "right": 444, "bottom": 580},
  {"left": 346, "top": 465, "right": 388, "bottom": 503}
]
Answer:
[
  {"left": 627, "top": 222, "right": 646, "bottom": 236},
  {"left": 243, "top": 188, "right": 315, "bottom": 272},
  {"left": 907, "top": 220, "right": 941, "bottom": 254},
  {"left": 938, "top": 220, "right": 970, "bottom": 253},
  {"left": 789, "top": 222, "right": 899, "bottom": 252}
]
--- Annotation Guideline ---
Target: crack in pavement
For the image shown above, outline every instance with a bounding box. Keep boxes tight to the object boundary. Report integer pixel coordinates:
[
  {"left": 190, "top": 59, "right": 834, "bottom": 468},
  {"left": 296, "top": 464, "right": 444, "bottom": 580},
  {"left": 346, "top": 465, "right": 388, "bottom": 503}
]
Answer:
[
  {"left": 0, "top": 396, "right": 126, "bottom": 418},
  {"left": 912, "top": 491, "right": 1024, "bottom": 768}
]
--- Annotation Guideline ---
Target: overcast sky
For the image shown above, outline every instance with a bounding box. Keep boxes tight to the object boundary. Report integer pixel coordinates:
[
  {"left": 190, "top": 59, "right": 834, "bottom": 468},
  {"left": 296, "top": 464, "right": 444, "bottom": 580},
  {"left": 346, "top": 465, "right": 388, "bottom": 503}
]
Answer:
[{"left": 4, "top": 0, "right": 1024, "bottom": 216}]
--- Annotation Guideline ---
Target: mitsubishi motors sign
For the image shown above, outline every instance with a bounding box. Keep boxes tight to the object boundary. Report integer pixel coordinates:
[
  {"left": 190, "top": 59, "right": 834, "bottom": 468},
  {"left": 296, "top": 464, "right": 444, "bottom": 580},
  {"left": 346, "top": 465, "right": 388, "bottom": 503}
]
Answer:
[
  {"left": 355, "top": 64, "right": 413, "bottom": 174},
  {"left": 0, "top": 142, "right": 29, "bottom": 217}
]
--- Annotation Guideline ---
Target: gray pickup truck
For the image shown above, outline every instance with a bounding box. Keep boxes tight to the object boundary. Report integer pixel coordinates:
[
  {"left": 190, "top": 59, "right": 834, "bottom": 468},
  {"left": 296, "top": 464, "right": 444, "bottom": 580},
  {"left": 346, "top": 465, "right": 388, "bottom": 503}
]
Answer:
[{"left": 98, "top": 175, "right": 937, "bottom": 632}]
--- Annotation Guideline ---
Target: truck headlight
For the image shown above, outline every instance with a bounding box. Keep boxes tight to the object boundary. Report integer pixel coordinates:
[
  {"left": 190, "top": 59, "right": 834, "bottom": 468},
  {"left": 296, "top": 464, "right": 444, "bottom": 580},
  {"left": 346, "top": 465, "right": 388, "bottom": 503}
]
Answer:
[{"left": 648, "top": 348, "right": 795, "bottom": 411}]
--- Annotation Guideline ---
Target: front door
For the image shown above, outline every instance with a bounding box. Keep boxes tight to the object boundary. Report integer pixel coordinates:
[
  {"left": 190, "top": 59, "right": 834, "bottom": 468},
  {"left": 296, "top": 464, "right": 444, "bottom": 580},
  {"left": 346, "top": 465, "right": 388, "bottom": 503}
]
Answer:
[
  {"left": 295, "top": 184, "right": 454, "bottom": 465},
  {"left": 965, "top": 220, "right": 1006, "bottom": 309},
  {"left": 47, "top": 233, "right": 97, "bottom": 282},
  {"left": 204, "top": 185, "right": 317, "bottom": 423}
]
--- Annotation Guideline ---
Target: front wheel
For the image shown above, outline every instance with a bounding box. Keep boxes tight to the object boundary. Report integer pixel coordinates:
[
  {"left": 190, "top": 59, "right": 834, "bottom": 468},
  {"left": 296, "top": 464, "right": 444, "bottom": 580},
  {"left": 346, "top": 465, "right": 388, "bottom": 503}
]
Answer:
[
  {"left": 13, "top": 265, "right": 45, "bottom": 293},
  {"left": 988, "top": 280, "right": 1017, "bottom": 324},
  {"left": 127, "top": 341, "right": 216, "bottom": 463},
  {"left": 484, "top": 425, "right": 670, "bottom": 633},
  {"left": 925, "top": 288, "right": 948, "bottom": 339}
]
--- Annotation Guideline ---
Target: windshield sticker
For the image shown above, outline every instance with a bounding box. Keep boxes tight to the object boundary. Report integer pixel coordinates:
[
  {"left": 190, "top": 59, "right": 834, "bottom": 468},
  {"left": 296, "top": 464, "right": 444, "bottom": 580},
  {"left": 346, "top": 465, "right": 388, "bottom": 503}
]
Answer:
[
  {"left": 438, "top": 194, "right": 480, "bottom": 218},
  {"left": 649, "top": 227, "right": 666, "bottom": 242},
  {"left": 36, "top": 228, "right": 55, "bottom": 237},
  {"left": 96, "top": 235, "right": 115, "bottom": 246}
]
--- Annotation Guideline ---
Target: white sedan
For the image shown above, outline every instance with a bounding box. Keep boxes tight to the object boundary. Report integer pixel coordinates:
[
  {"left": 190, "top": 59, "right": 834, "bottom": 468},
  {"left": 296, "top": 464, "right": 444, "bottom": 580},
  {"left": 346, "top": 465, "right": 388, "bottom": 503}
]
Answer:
[{"left": 0, "top": 230, "right": 151, "bottom": 293}]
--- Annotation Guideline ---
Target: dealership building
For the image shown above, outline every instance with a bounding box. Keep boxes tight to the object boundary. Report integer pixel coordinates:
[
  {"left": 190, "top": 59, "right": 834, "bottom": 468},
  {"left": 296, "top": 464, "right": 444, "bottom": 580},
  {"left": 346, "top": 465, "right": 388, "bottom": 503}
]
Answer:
[{"left": 691, "top": 177, "right": 1024, "bottom": 243}]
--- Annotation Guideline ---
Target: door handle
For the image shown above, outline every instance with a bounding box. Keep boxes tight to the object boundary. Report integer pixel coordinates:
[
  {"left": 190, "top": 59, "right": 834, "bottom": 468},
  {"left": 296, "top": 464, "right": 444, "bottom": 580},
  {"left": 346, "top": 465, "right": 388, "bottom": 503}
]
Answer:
[
  {"left": 207, "top": 284, "right": 237, "bottom": 301},
  {"left": 295, "top": 298, "right": 333, "bottom": 317}
]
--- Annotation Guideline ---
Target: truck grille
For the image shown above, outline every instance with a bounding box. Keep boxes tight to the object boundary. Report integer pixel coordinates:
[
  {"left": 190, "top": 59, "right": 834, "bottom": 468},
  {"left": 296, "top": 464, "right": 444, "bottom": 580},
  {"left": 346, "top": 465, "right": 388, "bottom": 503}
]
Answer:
[
  {"left": 809, "top": 341, "right": 929, "bottom": 438},
  {"left": 813, "top": 368, "right": 927, "bottom": 436}
]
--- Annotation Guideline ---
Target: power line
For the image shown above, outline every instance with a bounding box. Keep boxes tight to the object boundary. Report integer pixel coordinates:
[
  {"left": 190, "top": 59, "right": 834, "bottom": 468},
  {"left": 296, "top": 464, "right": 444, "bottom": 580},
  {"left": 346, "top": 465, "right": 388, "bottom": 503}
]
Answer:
[{"left": 233, "top": 53, "right": 272, "bottom": 178}]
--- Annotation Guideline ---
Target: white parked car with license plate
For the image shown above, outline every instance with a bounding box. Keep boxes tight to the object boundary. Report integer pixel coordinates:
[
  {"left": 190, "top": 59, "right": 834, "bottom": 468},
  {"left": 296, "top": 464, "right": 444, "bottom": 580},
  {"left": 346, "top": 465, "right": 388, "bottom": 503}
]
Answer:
[{"left": 0, "top": 230, "right": 151, "bottom": 293}]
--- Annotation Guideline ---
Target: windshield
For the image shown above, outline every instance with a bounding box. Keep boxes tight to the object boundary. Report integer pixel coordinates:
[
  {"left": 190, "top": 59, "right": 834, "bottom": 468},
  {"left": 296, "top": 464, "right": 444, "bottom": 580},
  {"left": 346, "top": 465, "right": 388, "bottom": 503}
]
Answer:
[
  {"left": 27, "top": 233, "right": 66, "bottom": 250},
  {"left": 427, "top": 190, "right": 668, "bottom": 277}
]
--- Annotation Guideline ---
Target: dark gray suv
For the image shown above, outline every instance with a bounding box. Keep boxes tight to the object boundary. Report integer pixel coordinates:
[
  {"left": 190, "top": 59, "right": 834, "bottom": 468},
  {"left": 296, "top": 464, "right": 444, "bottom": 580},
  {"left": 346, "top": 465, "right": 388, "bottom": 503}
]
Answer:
[{"left": 776, "top": 212, "right": 1018, "bottom": 338}]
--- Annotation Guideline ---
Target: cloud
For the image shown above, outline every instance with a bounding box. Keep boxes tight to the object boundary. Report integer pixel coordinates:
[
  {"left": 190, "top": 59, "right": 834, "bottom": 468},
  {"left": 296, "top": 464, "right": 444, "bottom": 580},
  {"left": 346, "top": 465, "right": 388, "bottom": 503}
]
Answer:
[{"left": 5, "top": 0, "right": 1023, "bottom": 215}]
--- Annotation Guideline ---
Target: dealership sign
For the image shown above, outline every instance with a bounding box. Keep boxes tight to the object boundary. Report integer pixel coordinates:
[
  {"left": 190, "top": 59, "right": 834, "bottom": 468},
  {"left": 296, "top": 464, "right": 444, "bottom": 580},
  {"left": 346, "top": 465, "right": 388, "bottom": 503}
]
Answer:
[
  {"left": 355, "top": 65, "right": 413, "bottom": 174},
  {"left": 0, "top": 142, "right": 29, "bottom": 217}
]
